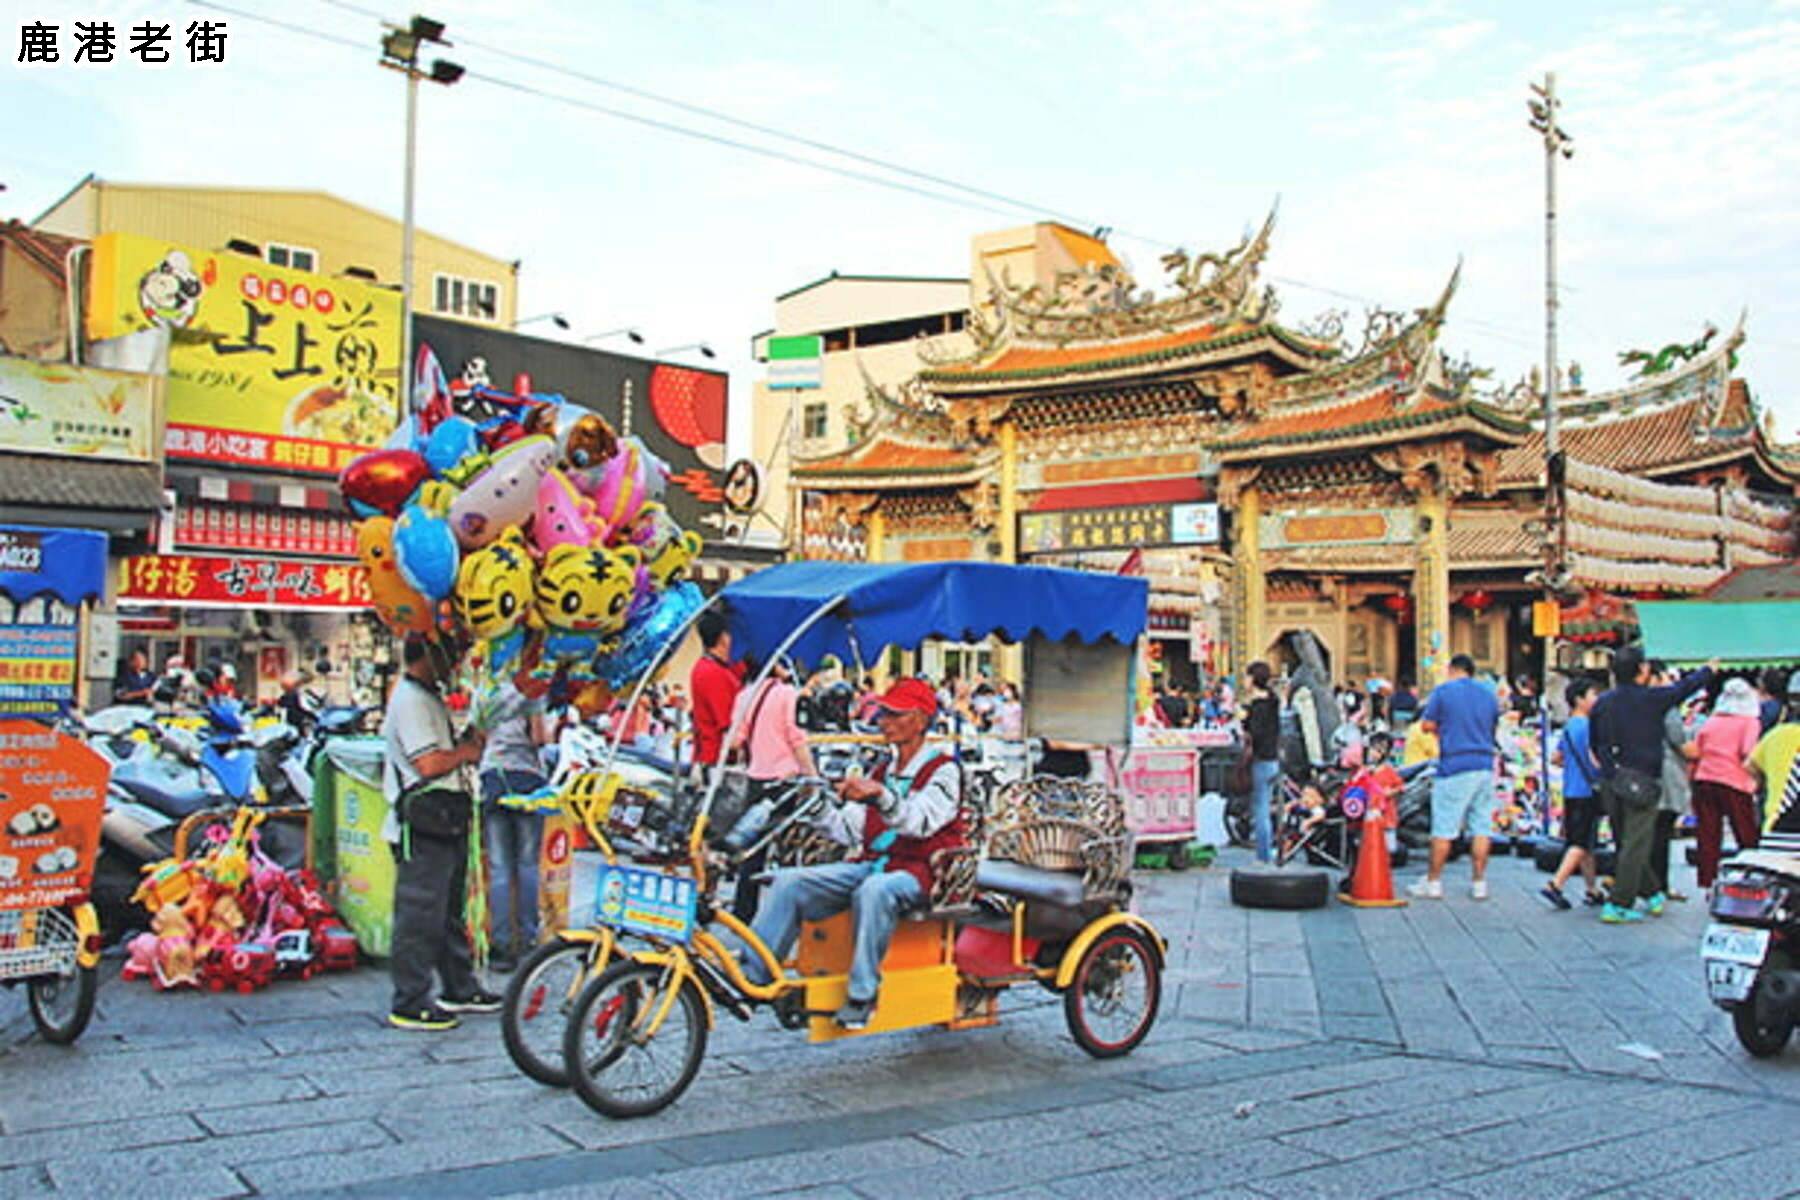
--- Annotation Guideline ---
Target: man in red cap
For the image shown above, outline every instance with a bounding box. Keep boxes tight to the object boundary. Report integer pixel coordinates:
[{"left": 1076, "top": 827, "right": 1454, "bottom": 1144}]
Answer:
[{"left": 744, "top": 677, "right": 964, "bottom": 1029}]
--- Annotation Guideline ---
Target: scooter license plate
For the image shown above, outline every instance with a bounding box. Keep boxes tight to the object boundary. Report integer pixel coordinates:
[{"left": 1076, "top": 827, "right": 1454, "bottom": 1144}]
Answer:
[
  {"left": 1700, "top": 923, "right": 1770, "bottom": 966},
  {"left": 1705, "top": 959, "right": 1757, "bottom": 1003}
]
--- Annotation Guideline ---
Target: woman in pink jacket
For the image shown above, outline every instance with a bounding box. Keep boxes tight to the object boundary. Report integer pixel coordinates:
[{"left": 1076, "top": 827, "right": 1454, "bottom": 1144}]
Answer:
[
  {"left": 1691, "top": 677, "right": 1763, "bottom": 889},
  {"left": 727, "top": 659, "right": 817, "bottom": 922}
]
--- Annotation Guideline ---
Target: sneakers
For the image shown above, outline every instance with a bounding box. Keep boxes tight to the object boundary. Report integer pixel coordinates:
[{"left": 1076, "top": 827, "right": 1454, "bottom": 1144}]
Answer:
[
  {"left": 1645, "top": 892, "right": 1666, "bottom": 918},
  {"left": 1600, "top": 903, "right": 1644, "bottom": 924},
  {"left": 389, "top": 1005, "right": 460, "bottom": 1031},
  {"left": 1583, "top": 890, "right": 1608, "bottom": 907},
  {"left": 1406, "top": 878, "right": 1444, "bottom": 900},
  {"left": 1666, "top": 890, "right": 1688, "bottom": 903},
  {"left": 835, "top": 996, "right": 876, "bottom": 1030},
  {"left": 1470, "top": 880, "right": 1489, "bottom": 902},
  {"left": 1539, "top": 884, "right": 1572, "bottom": 911},
  {"left": 439, "top": 988, "right": 503, "bottom": 1014}
]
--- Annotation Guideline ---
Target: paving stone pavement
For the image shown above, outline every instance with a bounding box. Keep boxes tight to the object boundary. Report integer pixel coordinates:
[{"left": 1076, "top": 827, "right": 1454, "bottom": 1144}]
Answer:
[{"left": 5, "top": 846, "right": 1800, "bottom": 1198}]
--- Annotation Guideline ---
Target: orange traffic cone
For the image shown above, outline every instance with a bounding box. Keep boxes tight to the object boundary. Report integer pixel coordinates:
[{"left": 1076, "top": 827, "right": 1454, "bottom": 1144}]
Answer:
[{"left": 1340, "top": 809, "right": 1407, "bottom": 908}]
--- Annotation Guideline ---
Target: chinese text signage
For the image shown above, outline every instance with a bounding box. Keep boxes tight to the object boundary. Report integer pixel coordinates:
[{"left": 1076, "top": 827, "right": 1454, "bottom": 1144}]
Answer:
[
  {"left": 16, "top": 19, "right": 228, "bottom": 64},
  {"left": 87, "top": 232, "right": 401, "bottom": 475},
  {"left": 0, "top": 722, "right": 109, "bottom": 911},
  {"left": 0, "top": 355, "right": 158, "bottom": 463},
  {"left": 594, "top": 865, "right": 699, "bottom": 944},
  {"left": 1021, "top": 503, "right": 1210, "bottom": 553},
  {"left": 118, "top": 554, "right": 372, "bottom": 610},
  {"left": 0, "top": 626, "right": 79, "bottom": 715}
]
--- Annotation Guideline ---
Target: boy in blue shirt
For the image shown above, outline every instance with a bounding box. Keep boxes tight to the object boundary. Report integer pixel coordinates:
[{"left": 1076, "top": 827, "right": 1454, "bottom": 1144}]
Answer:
[
  {"left": 1408, "top": 654, "right": 1501, "bottom": 900},
  {"left": 1540, "top": 679, "right": 1605, "bottom": 909}
]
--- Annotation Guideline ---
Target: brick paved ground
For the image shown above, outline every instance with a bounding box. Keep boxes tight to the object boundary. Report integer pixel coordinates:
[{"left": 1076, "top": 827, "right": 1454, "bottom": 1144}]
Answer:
[{"left": 5, "top": 847, "right": 1798, "bottom": 1198}]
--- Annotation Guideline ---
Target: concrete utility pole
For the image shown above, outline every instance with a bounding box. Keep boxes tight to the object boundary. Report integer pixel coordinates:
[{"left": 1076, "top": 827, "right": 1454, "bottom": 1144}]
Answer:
[{"left": 1528, "top": 73, "right": 1574, "bottom": 814}]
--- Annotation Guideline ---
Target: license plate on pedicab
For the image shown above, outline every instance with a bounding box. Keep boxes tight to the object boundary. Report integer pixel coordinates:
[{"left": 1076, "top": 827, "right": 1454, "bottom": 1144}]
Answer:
[
  {"left": 592, "top": 864, "right": 699, "bottom": 945},
  {"left": 1701, "top": 923, "right": 1769, "bottom": 1002}
]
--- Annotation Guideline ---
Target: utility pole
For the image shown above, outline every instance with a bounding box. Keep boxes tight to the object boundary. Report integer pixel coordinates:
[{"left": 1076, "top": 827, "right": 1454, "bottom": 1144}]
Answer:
[
  {"left": 379, "top": 16, "right": 463, "bottom": 413},
  {"left": 1528, "top": 73, "right": 1574, "bottom": 821}
]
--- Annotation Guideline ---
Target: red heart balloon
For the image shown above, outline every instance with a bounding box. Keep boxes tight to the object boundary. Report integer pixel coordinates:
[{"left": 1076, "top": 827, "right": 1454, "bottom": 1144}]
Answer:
[{"left": 340, "top": 449, "right": 431, "bottom": 517}]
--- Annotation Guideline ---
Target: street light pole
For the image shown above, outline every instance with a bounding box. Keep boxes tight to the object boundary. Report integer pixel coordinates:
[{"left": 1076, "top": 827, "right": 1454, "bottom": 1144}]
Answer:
[{"left": 400, "top": 63, "right": 420, "bottom": 414}]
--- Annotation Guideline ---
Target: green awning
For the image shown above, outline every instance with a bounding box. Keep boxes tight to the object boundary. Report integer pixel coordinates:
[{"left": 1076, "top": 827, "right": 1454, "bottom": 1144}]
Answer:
[{"left": 1636, "top": 600, "right": 1800, "bottom": 666}]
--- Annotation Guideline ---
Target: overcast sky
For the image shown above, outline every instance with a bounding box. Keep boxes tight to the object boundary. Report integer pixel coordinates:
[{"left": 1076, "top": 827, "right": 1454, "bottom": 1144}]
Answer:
[{"left": 7, "top": 0, "right": 1798, "bottom": 456}]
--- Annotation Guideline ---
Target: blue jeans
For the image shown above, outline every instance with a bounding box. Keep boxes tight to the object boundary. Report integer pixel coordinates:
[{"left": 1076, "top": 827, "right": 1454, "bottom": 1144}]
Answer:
[
  {"left": 1250, "top": 759, "right": 1281, "bottom": 864},
  {"left": 746, "top": 860, "right": 922, "bottom": 1003},
  {"left": 480, "top": 768, "right": 546, "bottom": 956}
]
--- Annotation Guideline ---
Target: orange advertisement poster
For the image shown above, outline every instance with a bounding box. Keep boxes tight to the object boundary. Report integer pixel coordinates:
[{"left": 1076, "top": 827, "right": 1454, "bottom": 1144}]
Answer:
[{"left": 0, "top": 722, "right": 110, "bottom": 911}]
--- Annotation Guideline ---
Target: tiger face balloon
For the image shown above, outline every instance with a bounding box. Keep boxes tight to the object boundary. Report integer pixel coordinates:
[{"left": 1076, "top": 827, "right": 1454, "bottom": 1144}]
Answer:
[{"left": 453, "top": 526, "right": 535, "bottom": 642}]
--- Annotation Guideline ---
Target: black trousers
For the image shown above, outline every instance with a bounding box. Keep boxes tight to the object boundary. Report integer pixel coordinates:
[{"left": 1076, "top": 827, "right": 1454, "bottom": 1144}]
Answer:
[
  {"left": 390, "top": 828, "right": 480, "bottom": 1013},
  {"left": 1651, "top": 810, "right": 1678, "bottom": 895}
]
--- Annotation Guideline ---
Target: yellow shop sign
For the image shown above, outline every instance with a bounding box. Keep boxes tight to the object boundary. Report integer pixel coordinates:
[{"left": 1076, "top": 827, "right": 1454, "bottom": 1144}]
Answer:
[{"left": 86, "top": 232, "right": 402, "bottom": 474}]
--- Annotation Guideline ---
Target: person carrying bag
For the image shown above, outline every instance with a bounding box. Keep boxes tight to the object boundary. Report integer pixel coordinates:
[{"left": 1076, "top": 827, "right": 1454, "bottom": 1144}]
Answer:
[{"left": 383, "top": 638, "right": 500, "bottom": 1031}]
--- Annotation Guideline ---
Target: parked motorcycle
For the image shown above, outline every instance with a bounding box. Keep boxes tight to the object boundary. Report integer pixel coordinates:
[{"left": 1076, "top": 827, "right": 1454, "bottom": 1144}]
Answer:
[{"left": 1704, "top": 850, "right": 1800, "bottom": 1057}]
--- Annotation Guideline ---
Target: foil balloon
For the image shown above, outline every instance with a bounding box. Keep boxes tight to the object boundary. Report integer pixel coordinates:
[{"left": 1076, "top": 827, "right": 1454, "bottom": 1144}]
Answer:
[
  {"left": 623, "top": 502, "right": 703, "bottom": 591},
  {"left": 532, "top": 542, "right": 641, "bottom": 678},
  {"left": 598, "top": 581, "right": 704, "bottom": 689},
  {"left": 355, "top": 517, "right": 433, "bottom": 634},
  {"left": 554, "top": 406, "right": 619, "bottom": 473},
  {"left": 423, "top": 416, "right": 483, "bottom": 480},
  {"left": 447, "top": 435, "right": 554, "bottom": 548},
  {"left": 340, "top": 449, "right": 431, "bottom": 518},
  {"left": 393, "top": 503, "right": 461, "bottom": 603},
  {"left": 384, "top": 412, "right": 422, "bottom": 453},
  {"left": 573, "top": 436, "right": 656, "bottom": 534},
  {"left": 454, "top": 526, "right": 535, "bottom": 643},
  {"left": 533, "top": 467, "right": 604, "bottom": 554}
]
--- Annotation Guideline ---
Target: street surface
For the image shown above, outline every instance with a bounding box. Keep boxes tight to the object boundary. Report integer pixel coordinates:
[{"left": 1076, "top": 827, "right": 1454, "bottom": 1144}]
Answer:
[{"left": 5, "top": 847, "right": 1799, "bottom": 1199}]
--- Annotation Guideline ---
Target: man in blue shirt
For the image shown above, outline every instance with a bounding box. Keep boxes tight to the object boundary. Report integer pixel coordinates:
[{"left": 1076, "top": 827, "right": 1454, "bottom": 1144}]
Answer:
[
  {"left": 1408, "top": 654, "right": 1500, "bottom": 901},
  {"left": 1541, "top": 679, "right": 1604, "bottom": 909}
]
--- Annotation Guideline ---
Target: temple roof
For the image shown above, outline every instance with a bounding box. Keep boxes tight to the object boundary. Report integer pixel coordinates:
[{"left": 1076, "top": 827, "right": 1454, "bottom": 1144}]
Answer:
[
  {"left": 920, "top": 319, "right": 1336, "bottom": 389},
  {"left": 1210, "top": 391, "right": 1526, "bottom": 460},
  {"left": 790, "top": 434, "right": 982, "bottom": 485}
]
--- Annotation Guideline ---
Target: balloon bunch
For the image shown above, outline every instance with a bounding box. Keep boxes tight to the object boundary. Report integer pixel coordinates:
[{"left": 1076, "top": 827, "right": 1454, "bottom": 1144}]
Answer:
[{"left": 339, "top": 347, "right": 706, "bottom": 699}]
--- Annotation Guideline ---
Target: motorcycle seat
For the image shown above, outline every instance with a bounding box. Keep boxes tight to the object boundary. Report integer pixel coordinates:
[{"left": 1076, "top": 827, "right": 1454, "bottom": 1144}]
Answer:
[
  {"left": 974, "top": 859, "right": 1086, "bottom": 910},
  {"left": 112, "top": 768, "right": 213, "bottom": 819}
]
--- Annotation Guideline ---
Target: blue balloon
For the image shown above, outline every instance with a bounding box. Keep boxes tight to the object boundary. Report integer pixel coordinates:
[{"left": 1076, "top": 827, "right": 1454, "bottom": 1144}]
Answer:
[
  {"left": 393, "top": 503, "right": 461, "bottom": 602},
  {"left": 597, "top": 581, "right": 704, "bottom": 689},
  {"left": 423, "top": 416, "right": 481, "bottom": 477}
]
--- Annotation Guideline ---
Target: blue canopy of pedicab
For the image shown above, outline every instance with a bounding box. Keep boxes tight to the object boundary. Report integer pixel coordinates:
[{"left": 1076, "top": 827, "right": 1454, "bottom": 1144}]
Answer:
[{"left": 720, "top": 560, "right": 1148, "bottom": 669}]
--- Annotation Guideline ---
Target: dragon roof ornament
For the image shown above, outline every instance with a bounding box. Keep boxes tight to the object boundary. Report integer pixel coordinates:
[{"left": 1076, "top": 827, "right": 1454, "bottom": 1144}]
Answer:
[{"left": 1265, "top": 261, "right": 1461, "bottom": 409}]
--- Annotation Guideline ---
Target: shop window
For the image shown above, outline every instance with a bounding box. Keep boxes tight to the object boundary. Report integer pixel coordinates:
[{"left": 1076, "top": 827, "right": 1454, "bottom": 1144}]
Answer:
[
  {"left": 266, "top": 242, "right": 317, "bottom": 272},
  {"left": 803, "top": 403, "right": 829, "bottom": 441},
  {"left": 431, "top": 274, "right": 501, "bottom": 321}
]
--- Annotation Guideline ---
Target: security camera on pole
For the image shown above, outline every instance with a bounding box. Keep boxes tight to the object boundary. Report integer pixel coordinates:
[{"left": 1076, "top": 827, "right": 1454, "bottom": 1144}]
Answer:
[{"left": 379, "top": 15, "right": 464, "bottom": 413}]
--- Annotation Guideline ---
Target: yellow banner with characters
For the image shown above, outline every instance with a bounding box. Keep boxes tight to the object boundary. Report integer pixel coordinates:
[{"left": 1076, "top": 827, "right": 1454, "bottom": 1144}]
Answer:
[{"left": 86, "top": 232, "right": 402, "bottom": 474}]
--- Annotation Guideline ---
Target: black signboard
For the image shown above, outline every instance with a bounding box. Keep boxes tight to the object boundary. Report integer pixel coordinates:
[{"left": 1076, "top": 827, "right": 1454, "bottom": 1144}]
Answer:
[{"left": 413, "top": 316, "right": 729, "bottom": 533}]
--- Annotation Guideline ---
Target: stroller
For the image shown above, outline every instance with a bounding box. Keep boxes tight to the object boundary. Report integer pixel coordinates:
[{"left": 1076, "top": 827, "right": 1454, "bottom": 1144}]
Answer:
[{"left": 1276, "top": 746, "right": 1416, "bottom": 877}]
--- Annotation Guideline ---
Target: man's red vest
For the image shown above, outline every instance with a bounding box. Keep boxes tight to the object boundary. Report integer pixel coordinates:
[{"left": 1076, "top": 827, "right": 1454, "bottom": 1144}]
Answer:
[{"left": 862, "top": 752, "right": 966, "bottom": 894}]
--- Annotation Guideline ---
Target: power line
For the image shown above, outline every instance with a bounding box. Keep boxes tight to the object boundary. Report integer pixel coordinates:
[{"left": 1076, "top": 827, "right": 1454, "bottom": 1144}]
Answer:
[{"left": 199, "top": 0, "right": 1546, "bottom": 348}]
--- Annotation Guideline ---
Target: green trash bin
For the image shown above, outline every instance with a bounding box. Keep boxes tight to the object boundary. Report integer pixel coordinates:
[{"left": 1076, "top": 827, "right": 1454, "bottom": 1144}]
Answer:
[{"left": 310, "top": 736, "right": 395, "bottom": 958}]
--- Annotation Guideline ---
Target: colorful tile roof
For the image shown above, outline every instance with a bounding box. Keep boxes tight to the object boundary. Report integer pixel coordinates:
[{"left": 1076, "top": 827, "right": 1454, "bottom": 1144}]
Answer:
[
  {"left": 921, "top": 321, "right": 1334, "bottom": 384},
  {"left": 1448, "top": 521, "right": 1539, "bottom": 565},
  {"left": 792, "top": 435, "right": 977, "bottom": 479},
  {"left": 1211, "top": 392, "right": 1526, "bottom": 457},
  {"left": 1496, "top": 392, "right": 1754, "bottom": 482}
]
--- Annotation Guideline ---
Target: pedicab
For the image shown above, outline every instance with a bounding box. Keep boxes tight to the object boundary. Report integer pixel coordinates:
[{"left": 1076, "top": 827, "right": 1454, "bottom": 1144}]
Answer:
[{"left": 552, "top": 560, "right": 1165, "bottom": 1118}]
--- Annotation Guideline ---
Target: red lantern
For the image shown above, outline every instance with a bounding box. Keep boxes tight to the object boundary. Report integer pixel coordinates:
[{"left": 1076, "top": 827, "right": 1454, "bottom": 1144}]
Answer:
[
  {"left": 1380, "top": 593, "right": 1413, "bottom": 621},
  {"left": 1460, "top": 588, "right": 1494, "bottom": 613}
]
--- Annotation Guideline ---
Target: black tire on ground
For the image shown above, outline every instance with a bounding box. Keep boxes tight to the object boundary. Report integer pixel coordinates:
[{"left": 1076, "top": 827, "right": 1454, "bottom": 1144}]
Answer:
[
  {"left": 1064, "top": 928, "right": 1161, "bottom": 1059},
  {"left": 1534, "top": 841, "right": 1566, "bottom": 873},
  {"left": 1513, "top": 837, "right": 1538, "bottom": 858},
  {"left": 1733, "top": 995, "right": 1794, "bottom": 1059},
  {"left": 1229, "top": 866, "right": 1331, "bottom": 910},
  {"left": 502, "top": 937, "right": 599, "bottom": 1087},
  {"left": 28, "top": 963, "right": 97, "bottom": 1045},
  {"left": 564, "top": 961, "right": 708, "bottom": 1119}
]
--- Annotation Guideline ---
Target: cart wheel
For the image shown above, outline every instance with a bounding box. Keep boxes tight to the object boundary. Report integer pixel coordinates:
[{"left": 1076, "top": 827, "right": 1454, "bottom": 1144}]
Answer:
[
  {"left": 28, "top": 962, "right": 98, "bottom": 1045},
  {"left": 564, "top": 960, "right": 708, "bottom": 1118},
  {"left": 1064, "top": 928, "right": 1160, "bottom": 1059},
  {"left": 503, "top": 938, "right": 600, "bottom": 1087}
]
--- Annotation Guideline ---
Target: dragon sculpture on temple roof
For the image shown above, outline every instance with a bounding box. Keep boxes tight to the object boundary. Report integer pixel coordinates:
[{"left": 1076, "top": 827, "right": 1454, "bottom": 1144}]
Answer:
[{"left": 1618, "top": 323, "right": 1718, "bottom": 377}]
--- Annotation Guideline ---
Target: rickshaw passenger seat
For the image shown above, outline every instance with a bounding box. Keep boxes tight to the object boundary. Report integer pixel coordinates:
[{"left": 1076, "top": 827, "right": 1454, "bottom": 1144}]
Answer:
[{"left": 974, "top": 860, "right": 1087, "bottom": 910}]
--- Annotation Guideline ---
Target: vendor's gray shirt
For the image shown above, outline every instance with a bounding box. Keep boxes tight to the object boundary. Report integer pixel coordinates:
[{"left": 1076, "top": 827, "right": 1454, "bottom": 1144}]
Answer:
[{"left": 383, "top": 675, "right": 455, "bottom": 806}]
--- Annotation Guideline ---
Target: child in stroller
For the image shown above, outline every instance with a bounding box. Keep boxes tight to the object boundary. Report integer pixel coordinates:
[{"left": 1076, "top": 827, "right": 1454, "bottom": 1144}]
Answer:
[{"left": 1277, "top": 733, "right": 1406, "bottom": 886}]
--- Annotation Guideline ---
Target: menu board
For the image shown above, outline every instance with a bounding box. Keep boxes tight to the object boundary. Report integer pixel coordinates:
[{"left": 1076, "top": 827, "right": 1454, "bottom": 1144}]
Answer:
[{"left": 0, "top": 722, "right": 110, "bottom": 911}]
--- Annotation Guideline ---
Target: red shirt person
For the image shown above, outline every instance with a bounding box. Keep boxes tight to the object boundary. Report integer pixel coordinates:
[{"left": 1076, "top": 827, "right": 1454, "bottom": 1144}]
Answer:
[{"left": 688, "top": 610, "right": 742, "bottom": 769}]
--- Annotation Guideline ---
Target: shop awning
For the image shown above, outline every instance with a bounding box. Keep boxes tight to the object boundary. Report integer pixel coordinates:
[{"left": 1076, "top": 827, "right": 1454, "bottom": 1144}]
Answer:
[
  {"left": 721, "top": 560, "right": 1147, "bottom": 667},
  {"left": 0, "top": 525, "right": 108, "bottom": 605},
  {"left": 1636, "top": 600, "right": 1800, "bottom": 666}
]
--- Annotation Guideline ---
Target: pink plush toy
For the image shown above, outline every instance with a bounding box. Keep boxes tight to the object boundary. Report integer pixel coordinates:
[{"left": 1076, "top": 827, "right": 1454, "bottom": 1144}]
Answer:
[{"left": 122, "top": 931, "right": 158, "bottom": 981}]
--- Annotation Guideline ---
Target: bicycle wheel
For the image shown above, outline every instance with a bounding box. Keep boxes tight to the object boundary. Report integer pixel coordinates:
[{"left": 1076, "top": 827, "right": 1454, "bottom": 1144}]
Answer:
[
  {"left": 502, "top": 938, "right": 600, "bottom": 1087},
  {"left": 564, "top": 960, "right": 708, "bottom": 1119},
  {"left": 1064, "top": 928, "right": 1160, "bottom": 1059},
  {"left": 28, "top": 962, "right": 97, "bottom": 1045}
]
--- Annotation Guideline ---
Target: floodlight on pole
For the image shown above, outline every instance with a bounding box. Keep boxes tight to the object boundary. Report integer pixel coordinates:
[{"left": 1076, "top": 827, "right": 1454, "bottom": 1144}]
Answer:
[
  {"left": 656, "top": 342, "right": 716, "bottom": 360},
  {"left": 514, "top": 313, "right": 571, "bottom": 331},
  {"left": 585, "top": 327, "right": 646, "bottom": 347},
  {"left": 379, "top": 13, "right": 462, "bottom": 413}
]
